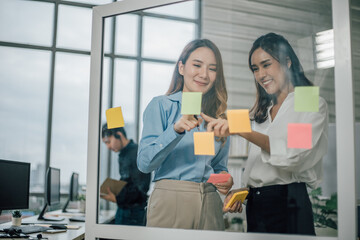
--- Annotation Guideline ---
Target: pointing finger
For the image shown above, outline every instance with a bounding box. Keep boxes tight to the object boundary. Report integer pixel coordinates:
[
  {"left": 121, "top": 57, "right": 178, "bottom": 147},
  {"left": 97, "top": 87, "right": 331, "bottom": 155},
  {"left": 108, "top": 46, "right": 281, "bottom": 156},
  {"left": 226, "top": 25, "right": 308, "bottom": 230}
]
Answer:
[{"left": 200, "top": 112, "right": 215, "bottom": 122}]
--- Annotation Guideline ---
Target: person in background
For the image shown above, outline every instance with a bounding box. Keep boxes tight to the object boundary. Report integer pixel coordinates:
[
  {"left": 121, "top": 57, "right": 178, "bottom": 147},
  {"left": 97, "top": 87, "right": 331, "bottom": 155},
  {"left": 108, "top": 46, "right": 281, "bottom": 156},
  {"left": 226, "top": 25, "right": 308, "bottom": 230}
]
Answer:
[
  {"left": 137, "top": 39, "right": 233, "bottom": 230},
  {"left": 101, "top": 124, "right": 151, "bottom": 226},
  {"left": 202, "top": 33, "right": 328, "bottom": 235}
]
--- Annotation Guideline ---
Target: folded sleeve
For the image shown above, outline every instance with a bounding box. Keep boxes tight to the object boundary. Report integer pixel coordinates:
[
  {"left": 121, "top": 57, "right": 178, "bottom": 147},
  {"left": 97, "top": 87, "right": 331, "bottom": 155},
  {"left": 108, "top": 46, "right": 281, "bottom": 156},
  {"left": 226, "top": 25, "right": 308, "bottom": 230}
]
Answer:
[
  {"left": 137, "top": 97, "right": 184, "bottom": 173},
  {"left": 261, "top": 98, "right": 329, "bottom": 172}
]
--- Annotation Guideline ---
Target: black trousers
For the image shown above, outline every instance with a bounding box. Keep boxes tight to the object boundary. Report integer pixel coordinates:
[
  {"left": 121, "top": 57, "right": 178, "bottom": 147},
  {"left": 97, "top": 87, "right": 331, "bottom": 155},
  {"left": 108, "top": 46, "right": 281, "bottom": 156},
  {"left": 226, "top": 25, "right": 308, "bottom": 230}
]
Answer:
[{"left": 246, "top": 182, "right": 315, "bottom": 235}]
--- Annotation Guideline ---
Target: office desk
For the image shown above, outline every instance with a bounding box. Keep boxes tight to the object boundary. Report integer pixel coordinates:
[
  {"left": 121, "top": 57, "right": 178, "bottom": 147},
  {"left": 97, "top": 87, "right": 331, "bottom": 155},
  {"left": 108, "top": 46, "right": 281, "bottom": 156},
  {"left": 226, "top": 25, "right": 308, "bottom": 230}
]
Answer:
[
  {"left": 0, "top": 210, "right": 115, "bottom": 240},
  {"left": 0, "top": 211, "right": 85, "bottom": 240}
]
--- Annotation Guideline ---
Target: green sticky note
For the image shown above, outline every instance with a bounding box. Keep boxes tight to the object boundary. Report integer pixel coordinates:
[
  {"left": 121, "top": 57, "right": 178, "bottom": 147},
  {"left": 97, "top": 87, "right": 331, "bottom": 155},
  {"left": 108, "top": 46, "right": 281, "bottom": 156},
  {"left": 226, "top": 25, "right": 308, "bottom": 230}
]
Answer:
[
  {"left": 181, "top": 92, "right": 202, "bottom": 115},
  {"left": 294, "top": 86, "right": 319, "bottom": 112}
]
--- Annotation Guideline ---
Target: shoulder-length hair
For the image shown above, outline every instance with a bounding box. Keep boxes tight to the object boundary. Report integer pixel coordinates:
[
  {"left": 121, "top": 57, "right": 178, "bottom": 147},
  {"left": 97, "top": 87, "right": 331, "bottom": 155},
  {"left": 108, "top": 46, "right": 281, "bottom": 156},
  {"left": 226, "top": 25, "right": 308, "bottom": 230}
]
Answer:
[
  {"left": 166, "top": 39, "right": 228, "bottom": 120},
  {"left": 248, "top": 32, "right": 313, "bottom": 123}
]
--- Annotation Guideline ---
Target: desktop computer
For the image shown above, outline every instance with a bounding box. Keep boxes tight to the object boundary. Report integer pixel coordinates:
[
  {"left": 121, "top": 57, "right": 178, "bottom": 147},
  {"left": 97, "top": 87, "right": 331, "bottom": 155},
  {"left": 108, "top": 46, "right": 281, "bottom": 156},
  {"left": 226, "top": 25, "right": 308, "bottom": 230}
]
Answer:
[
  {"left": 62, "top": 172, "right": 79, "bottom": 212},
  {"left": 37, "top": 167, "right": 64, "bottom": 221},
  {"left": 0, "top": 159, "right": 30, "bottom": 215}
]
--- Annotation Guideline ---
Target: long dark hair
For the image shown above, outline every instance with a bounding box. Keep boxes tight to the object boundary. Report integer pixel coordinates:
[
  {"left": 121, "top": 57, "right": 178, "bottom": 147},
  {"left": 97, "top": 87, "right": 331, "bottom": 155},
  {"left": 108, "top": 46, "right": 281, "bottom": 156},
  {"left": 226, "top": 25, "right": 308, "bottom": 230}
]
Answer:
[
  {"left": 166, "top": 39, "right": 227, "bottom": 120},
  {"left": 248, "top": 32, "right": 313, "bottom": 123}
]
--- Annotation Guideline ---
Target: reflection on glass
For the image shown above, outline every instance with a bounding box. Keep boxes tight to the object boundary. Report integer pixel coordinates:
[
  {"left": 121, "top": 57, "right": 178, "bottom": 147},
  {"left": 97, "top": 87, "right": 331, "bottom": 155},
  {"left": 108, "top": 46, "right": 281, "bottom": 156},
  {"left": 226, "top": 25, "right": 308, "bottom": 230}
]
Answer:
[
  {"left": 0, "top": 46, "right": 51, "bottom": 192},
  {"left": 51, "top": 52, "right": 90, "bottom": 188},
  {"left": 95, "top": 0, "right": 338, "bottom": 236},
  {"left": 139, "top": 61, "right": 173, "bottom": 135},
  {"left": 113, "top": 59, "right": 137, "bottom": 140},
  {"left": 144, "top": 0, "right": 196, "bottom": 19},
  {"left": 0, "top": 0, "right": 54, "bottom": 46},
  {"left": 142, "top": 16, "right": 195, "bottom": 60},
  {"left": 103, "top": 18, "right": 114, "bottom": 54},
  {"left": 115, "top": 14, "right": 139, "bottom": 56},
  {"left": 57, "top": 5, "right": 92, "bottom": 51},
  {"left": 97, "top": 2, "right": 198, "bottom": 227},
  {"left": 315, "top": 29, "right": 334, "bottom": 69}
]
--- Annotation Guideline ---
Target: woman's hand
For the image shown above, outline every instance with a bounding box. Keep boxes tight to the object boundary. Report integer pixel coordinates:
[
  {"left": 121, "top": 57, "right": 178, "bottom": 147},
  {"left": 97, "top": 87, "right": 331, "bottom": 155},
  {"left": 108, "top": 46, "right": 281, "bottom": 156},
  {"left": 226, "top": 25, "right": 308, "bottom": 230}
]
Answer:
[
  {"left": 174, "top": 115, "right": 202, "bottom": 133},
  {"left": 201, "top": 113, "right": 230, "bottom": 137},
  {"left": 100, "top": 187, "right": 116, "bottom": 203},
  {"left": 214, "top": 171, "right": 233, "bottom": 195},
  {"left": 223, "top": 189, "right": 243, "bottom": 213}
]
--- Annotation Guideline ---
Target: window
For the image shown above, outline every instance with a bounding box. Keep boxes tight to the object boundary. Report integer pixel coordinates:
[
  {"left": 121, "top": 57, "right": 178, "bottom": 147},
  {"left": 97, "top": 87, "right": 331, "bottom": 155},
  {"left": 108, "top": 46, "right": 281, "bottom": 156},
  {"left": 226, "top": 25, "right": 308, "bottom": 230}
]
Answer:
[{"left": 0, "top": 0, "right": 200, "bottom": 216}]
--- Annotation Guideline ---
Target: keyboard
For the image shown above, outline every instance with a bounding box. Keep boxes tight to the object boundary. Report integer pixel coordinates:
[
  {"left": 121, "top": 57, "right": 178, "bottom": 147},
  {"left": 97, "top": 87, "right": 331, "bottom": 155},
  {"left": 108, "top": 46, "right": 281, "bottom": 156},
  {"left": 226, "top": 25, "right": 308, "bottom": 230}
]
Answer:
[{"left": 11, "top": 225, "right": 52, "bottom": 234}]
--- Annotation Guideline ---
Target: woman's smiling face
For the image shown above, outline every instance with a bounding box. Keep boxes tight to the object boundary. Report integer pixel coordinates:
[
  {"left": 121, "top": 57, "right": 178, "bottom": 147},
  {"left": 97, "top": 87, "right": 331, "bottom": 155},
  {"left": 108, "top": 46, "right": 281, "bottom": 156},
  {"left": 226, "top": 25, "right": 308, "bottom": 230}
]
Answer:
[
  {"left": 179, "top": 47, "right": 217, "bottom": 94},
  {"left": 250, "top": 47, "right": 291, "bottom": 96}
]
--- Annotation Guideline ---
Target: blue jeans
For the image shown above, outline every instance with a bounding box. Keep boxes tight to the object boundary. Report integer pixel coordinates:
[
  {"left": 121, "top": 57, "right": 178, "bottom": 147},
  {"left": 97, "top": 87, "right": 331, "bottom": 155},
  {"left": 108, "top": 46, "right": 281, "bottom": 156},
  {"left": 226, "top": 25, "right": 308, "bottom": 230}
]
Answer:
[{"left": 115, "top": 205, "right": 146, "bottom": 226}]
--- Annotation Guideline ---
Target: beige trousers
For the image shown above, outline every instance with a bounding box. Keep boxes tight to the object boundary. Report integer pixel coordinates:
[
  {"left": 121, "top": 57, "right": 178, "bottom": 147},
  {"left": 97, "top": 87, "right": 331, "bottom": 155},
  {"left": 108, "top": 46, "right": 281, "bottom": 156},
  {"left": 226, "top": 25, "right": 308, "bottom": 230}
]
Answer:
[{"left": 146, "top": 179, "right": 225, "bottom": 230}]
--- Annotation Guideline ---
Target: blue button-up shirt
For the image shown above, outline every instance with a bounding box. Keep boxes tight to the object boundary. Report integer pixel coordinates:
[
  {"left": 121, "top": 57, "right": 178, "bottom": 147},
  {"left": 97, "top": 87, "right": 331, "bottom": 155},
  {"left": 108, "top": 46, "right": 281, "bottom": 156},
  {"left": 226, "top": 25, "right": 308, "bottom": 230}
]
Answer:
[{"left": 137, "top": 91, "right": 230, "bottom": 183}]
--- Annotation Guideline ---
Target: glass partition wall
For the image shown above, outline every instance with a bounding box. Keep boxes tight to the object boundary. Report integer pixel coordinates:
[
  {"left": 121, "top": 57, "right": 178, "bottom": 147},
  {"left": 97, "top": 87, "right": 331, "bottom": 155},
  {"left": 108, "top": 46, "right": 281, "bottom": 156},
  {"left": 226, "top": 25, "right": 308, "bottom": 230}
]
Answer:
[
  {"left": 352, "top": 0, "right": 360, "bottom": 238},
  {"left": 87, "top": 0, "right": 357, "bottom": 239}
]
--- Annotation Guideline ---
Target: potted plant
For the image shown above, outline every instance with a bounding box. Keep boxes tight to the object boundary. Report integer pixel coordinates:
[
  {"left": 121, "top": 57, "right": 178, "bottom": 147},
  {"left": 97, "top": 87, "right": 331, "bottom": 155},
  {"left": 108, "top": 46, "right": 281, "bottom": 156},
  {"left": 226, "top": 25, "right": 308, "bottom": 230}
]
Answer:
[
  {"left": 78, "top": 194, "right": 86, "bottom": 213},
  {"left": 231, "top": 217, "right": 244, "bottom": 231},
  {"left": 309, "top": 187, "right": 338, "bottom": 236},
  {"left": 11, "top": 210, "right": 22, "bottom": 226}
]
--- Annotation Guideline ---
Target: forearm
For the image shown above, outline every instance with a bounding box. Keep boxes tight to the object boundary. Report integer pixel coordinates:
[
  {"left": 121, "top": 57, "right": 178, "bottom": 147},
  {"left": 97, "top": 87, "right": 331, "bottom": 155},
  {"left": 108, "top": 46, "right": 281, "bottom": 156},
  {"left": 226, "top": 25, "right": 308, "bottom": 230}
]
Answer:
[
  {"left": 239, "top": 131, "right": 270, "bottom": 154},
  {"left": 138, "top": 125, "right": 184, "bottom": 173}
]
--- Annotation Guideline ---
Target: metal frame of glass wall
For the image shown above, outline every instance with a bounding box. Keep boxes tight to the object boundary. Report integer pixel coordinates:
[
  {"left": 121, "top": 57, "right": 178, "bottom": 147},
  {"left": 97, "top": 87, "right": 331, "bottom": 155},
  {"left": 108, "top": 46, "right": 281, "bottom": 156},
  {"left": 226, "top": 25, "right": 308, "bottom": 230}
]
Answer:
[{"left": 87, "top": 0, "right": 357, "bottom": 239}]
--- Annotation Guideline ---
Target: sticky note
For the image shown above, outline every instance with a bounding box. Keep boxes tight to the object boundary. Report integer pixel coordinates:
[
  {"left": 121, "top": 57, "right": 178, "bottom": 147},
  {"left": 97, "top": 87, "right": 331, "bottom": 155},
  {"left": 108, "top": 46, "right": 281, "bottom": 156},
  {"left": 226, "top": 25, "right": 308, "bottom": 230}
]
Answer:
[
  {"left": 181, "top": 92, "right": 202, "bottom": 115},
  {"left": 105, "top": 107, "right": 125, "bottom": 129},
  {"left": 194, "top": 132, "right": 215, "bottom": 155},
  {"left": 294, "top": 86, "right": 319, "bottom": 112},
  {"left": 287, "top": 123, "right": 312, "bottom": 149},
  {"left": 227, "top": 109, "right": 252, "bottom": 133},
  {"left": 225, "top": 191, "right": 249, "bottom": 208},
  {"left": 207, "top": 173, "right": 231, "bottom": 184}
]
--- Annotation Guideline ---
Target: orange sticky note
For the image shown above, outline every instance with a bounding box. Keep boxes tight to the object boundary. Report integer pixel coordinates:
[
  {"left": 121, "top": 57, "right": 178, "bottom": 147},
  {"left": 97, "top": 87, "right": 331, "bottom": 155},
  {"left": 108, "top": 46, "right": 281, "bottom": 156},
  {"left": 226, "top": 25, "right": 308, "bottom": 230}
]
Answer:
[
  {"left": 287, "top": 123, "right": 312, "bottom": 149},
  {"left": 105, "top": 107, "right": 125, "bottom": 129},
  {"left": 207, "top": 173, "right": 231, "bottom": 184},
  {"left": 194, "top": 132, "right": 215, "bottom": 155},
  {"left": 227, "top": 109, "right": 252, "bottom": 133}
]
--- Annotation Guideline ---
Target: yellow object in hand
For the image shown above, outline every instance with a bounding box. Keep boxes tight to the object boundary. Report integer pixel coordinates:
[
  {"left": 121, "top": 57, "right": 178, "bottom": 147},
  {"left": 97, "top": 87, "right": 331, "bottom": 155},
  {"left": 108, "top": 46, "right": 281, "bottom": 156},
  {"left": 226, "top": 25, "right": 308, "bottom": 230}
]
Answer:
[{"left": 225, "top": 190, "right": 249, "bottom": 208}]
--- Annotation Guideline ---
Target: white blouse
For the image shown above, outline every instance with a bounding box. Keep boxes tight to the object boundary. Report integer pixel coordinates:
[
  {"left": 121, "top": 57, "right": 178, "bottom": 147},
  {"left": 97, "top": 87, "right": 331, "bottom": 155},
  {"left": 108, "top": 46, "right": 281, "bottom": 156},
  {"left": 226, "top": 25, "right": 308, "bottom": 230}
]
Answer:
[{"left": 242, "top": 92, "right": 329, "bottom": 189}]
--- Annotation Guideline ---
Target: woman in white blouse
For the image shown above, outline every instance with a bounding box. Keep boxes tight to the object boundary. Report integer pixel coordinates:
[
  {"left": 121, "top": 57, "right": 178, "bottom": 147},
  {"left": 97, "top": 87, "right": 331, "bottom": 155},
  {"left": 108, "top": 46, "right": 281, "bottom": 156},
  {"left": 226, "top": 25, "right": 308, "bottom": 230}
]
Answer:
[{"left": 202, "top": 32, "right": 328, "bottom": 235}]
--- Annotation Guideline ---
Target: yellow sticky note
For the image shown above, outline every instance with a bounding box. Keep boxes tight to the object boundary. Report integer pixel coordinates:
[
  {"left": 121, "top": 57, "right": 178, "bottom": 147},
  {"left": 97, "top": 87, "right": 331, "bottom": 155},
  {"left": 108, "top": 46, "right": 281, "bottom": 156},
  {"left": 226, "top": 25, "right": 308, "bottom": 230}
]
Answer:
[
  {"left": 227, "top": 109, "right": 252, "bottom": 133},
  {"left": 105, "top": 107, "right": 125, "bottom": 129},
  {"left": 194, "top": 132, "right": 215, "bottom": 156},
  {"left": 225, "top": 190, "right": 249, "bottom": 208}
]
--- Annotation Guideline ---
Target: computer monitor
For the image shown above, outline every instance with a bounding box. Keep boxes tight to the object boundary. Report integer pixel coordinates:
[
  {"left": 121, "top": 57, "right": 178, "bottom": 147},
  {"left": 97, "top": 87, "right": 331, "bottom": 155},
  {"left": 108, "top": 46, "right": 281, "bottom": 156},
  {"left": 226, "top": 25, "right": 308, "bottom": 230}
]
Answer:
[
  {"left": 0, "top": 159, "right": 30, "bottom": 215},
  {"left": 38, "top": 167, "right": 64, "bottom": 221},
  {"left": 62, "top": 172, "right": 79, "bottom": 212}
]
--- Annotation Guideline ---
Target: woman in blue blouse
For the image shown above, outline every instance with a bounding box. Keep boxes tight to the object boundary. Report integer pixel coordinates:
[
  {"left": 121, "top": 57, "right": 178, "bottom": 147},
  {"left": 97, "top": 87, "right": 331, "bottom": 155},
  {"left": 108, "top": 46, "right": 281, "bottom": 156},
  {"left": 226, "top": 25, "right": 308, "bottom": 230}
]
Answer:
[{"left": 137, "top": 39, "right": 233, "bottom": 230}]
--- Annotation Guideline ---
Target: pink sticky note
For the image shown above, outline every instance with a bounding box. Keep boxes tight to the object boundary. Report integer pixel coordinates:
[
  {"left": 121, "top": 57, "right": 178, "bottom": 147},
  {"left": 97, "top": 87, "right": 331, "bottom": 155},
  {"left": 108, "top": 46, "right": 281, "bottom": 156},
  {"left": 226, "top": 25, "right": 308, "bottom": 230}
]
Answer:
[
  {"left": 207, "top": 173, "right": 231, "bottom": 184},
  {"left": 287, "top": 123, "right": 312, "bottom": 149}
]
